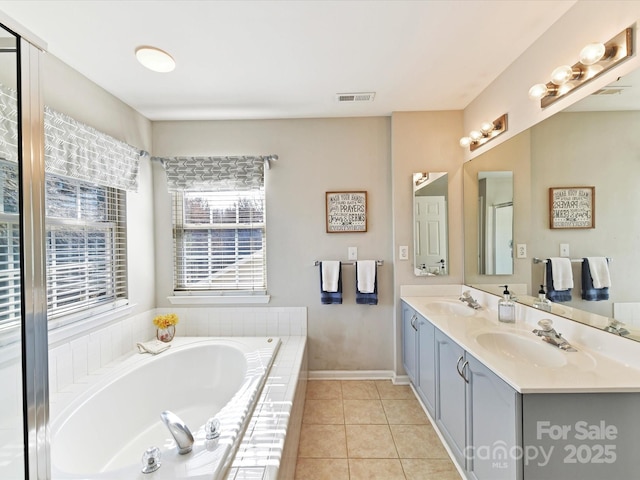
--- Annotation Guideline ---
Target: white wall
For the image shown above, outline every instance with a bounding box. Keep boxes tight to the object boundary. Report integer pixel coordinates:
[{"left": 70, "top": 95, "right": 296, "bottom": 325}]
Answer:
[
  {"left": 152, "top": 117, "right": 394, "bottom": 371},
  {"left": 464, "top": 2, "right": 640, "bottom": 160},
  {"left": 391, "top": 111, "right": 465, "bottom": 373}
]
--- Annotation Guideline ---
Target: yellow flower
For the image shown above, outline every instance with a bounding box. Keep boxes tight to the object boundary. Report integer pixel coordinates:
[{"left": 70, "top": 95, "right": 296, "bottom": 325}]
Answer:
[{"left": 153, "top": 313, "right": 179, "bottom": 329}]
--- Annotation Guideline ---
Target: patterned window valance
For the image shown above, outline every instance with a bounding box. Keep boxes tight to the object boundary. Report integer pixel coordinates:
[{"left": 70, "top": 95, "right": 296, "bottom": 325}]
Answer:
[
  {"left": 0, "top": 81, "right": 140, "bottom": 192},
  {"left": 44, "top": 107, "right": 140, "bottom": 192},
  {"left": 158, "top": 156, "right": 272, "bottom": 192},
  {"left": 0, "top": 84, "right": 18, "bottom": 164}
]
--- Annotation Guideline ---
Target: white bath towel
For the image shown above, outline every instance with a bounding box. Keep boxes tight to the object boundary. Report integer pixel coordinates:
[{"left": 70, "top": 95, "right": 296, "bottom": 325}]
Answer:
[
  {"left": 321, "top": 261, "right": 341, "bottom": 292},
  {"left": 357, "top": 260, "right": 377, "bottom": 293},
  {"left": 137, "top": 339, "right": 171, "bottom": 355},
  {"left": 549, "top": 257, "right": 574, "bottom": 291},
  {"left": 586, "top": 257, "right": 611, "bottom": 289}
]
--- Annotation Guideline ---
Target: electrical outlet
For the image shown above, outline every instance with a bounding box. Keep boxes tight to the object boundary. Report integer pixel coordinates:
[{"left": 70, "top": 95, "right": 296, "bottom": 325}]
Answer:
[
  {"left": 399, "top": 245, "right": 409, "bottom": 260},
  {"left": 348, "top": 247, "right": 358, "bottom": 260},
  {"left": 560, "top": 243, "right": 570, "bottom": 257},
  {"left": 516, "top": 244, "right": 527, "bottom": 259}
]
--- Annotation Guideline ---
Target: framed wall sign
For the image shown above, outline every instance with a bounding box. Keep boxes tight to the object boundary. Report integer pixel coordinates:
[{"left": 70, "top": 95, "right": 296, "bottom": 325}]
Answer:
[
  {"left": 549, "top": 186, "right": 595, "bottom": 229},
  {"left": 326, "top": 191, "right": 367, "bottom": 233}
]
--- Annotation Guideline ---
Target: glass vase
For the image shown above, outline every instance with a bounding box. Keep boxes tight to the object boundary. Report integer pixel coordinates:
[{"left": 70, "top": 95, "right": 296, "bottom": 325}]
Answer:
[{"left": 157, "top": 325, "right": 175, "bottom": 343}]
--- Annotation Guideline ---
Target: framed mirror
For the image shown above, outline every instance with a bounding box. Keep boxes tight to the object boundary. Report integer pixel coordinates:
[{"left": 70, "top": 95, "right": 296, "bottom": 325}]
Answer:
[
  {"left": 463, "top": 68, "right": 640, "bottom": 342},
  {"left": 413, "top": 172, "right": 448, "bottom": 276}
]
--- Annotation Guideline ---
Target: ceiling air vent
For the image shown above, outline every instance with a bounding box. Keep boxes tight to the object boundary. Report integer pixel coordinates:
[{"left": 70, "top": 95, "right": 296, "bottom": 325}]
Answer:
[{"left": 336, "top": 92, "right": 376, "bottom": 103}]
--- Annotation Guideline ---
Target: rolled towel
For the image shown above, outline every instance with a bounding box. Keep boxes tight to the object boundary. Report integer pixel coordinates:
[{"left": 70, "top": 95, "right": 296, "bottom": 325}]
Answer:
[{"left": 137, "top": 339, "right": 171, "bottom": 355}]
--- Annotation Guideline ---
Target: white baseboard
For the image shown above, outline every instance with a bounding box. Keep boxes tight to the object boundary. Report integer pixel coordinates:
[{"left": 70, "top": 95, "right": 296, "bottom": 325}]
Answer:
[{"left": 308, "top": 370, "right": 410, "bottom": 385}]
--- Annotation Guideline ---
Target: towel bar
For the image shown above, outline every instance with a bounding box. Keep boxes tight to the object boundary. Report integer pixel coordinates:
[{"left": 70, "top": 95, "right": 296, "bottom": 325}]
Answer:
[
  {"left": 533, "top": 257, "right": 611, "bottom": 264},
  {"left": 314, "top": 260, "right": 384, "bottom": 267}
]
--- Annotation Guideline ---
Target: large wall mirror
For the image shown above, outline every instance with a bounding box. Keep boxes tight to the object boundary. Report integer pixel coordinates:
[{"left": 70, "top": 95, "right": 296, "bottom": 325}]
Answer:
[
  {"left": 413, "top": 172, "right": 448, "bottom": 276},
  {"left": 464, "top": 67, "right": 640, "bottom": 342}
]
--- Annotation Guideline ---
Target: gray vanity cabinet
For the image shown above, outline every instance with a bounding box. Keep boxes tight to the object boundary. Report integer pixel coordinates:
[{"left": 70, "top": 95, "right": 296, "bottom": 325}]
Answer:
[
  {"left": 435, "top": 329, "right": 467, "bottom": 467},
  {"left": 402, "top": 302, "right": 436, "bottom": 416},
  {"left": 402, "top": 302, "right": 418, "bottom": 384},
  {"left": 416, "top": 315, "right": 436, "bottom": 416},
  {"left": 466, "top": 353, "right": 522, "bottom": 480}
]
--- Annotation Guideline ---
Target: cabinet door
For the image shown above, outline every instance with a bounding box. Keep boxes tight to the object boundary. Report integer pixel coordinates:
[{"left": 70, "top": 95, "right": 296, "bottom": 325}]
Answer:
[
  {"left": 466, "top": 354, "right": 522, "bottom": 480},
  {"left": 435, "top": 329, "right": 466, "bottom": 466},
  {"left": 416, "top": 315, "right": 436, "bottom": 416},
  {"left": 401, "top": 302, "right": 418, "bottom": 384}
]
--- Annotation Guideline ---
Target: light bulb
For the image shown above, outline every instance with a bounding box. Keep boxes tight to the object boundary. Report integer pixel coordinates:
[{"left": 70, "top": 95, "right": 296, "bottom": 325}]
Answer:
[
  {"left": 528, "top": 83, "right": 548, "bottom": 100},
  {"left": 459, "top": 137, "right": 472, "bottom": 148},
  {"left": 579, "top": 42, "right": 606, "bottom": 66},
  {"left": 550, "top": 65, "right": 575, "bottom": 85},
  {"left": 480, "top": 121, "right": 494, "bottom": 134},
  {"left": 469, "top": 130, "right": 483, "bottom": 141}
]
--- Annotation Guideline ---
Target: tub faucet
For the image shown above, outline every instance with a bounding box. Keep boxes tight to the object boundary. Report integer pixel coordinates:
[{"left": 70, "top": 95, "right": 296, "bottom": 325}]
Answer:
[
  {"left": 532, "top": 319, "right": 577, "bottom": 352},
  {"left": 160, "top": 410, "right": 194, "bottom": 454},
  {"left": 459, "top": 291, "right": 482, "bottom": 310}
]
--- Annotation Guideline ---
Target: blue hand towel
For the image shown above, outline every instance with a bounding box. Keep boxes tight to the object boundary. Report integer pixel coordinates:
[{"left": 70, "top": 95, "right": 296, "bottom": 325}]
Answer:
[
  {"left": 545, "top": 261, "right": 572, "bottom": 302},
  {"left": 355, "top": 261, "right": 378, "bottom": 305},
  {"left": 581, "top": 258, "right": 609, "bottom": 301},
  {"left": 320, "top": 261, "right": 342, "bottom": 304}
]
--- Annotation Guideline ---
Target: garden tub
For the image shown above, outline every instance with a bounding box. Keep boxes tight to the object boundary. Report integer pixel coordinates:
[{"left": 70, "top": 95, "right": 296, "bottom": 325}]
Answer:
[{"left": 50, "top": 336, "right": 280, "bottom": 479}]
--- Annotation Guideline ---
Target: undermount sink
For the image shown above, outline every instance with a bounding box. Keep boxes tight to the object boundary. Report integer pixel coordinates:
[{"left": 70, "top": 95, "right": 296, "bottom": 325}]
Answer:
[
  {"left": 424, "top": 300, "right": 476, "bottom": 317},
  {"left": 475, "top": 331, "right": 568, "bottom": 368}
]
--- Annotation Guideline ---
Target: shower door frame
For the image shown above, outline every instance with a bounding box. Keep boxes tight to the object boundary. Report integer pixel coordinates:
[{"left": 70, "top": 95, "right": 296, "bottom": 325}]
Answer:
[{"left": 0, "top": 12, "right": 49, "bottom": 480}]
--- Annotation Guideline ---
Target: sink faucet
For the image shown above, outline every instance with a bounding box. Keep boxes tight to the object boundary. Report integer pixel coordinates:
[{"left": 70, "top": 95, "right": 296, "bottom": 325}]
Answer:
[
  {"left": 604, "top": 319, "right": 630, "bottom": 336},
  {"left": 532, "top": 319, "right": 577, "bottom": 352},
  {"left": 459, "top": 291, "right": 482, "bottom": 310},
  {"left": 160, "top": 410, "right": 194, "bottom": 454}
]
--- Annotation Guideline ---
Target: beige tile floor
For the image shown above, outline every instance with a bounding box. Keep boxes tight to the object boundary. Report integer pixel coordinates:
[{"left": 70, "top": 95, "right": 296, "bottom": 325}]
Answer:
[{"left": 295, "top": 380, "right": 462, "bottom": 480}]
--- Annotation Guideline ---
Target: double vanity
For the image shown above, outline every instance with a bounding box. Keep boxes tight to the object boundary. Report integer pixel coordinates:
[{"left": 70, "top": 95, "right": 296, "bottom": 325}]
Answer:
[{"left": 401, "top": 287, "right": 640, "bottom": 480}]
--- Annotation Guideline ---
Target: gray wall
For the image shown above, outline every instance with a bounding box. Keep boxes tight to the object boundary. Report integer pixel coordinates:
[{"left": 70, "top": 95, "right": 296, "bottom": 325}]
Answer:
[{"left": 152, "top": 117, "right": 395, "bottom": 371}]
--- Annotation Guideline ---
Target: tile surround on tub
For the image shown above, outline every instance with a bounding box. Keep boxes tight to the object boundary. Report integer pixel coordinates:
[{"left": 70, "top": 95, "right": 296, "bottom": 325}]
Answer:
[
  {"left": 45, "top": 306, "right": 307, "bottom": 480},
  {"left": 47, "top": 306, "right": 307, "bottom": 397}
]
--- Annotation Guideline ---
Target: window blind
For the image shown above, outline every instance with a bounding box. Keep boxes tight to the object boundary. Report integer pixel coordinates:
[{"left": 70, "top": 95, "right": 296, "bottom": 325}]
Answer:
[
  {"left": 161, "top": 156, "right": 267, "bottom": 293},
  {"left": 45, "top": 175, "right": 127, "bottom": 318}
]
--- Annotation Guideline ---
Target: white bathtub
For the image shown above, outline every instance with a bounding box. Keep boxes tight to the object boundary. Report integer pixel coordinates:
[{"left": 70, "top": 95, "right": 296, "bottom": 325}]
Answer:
[{"left": 50, "top": 336, "right": 281, "bottom": 480}]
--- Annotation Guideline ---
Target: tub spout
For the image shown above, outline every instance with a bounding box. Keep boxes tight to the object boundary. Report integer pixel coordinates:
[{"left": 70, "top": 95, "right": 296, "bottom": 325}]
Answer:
[{"left": 160, "top": 410, "right": 194, "bottom": 454}]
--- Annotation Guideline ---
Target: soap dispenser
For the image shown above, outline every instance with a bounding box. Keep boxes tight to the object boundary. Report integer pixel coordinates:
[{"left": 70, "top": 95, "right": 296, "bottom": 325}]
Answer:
[
  {"left": 533, "top": 285, "right": 552, "bottom": 312},
  {"left": 498, "top": 285, "right": 516, "bottom": 323}
]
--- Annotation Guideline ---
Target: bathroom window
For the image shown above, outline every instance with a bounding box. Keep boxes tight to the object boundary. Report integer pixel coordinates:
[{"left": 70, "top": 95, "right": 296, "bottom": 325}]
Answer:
[
  {"left": 172, "top": 188, "right": 266, "bottom": 292},
  {"left": 0, "top": 160, "right": 21, "bottom": 327},
  {"left": 45, "top": 175, "right": 127, "bottom": 319}
]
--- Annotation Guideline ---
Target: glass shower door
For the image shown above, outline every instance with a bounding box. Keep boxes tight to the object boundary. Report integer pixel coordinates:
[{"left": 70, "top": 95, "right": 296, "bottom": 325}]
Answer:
[{"left": 0, "top": 24, "right": 24, "bottom": 480}]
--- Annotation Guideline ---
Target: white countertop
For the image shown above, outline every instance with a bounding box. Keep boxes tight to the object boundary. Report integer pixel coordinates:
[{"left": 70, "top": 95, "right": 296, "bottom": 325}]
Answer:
[{"left": 402, "top": 295, "right": 640, "bottom": 394}]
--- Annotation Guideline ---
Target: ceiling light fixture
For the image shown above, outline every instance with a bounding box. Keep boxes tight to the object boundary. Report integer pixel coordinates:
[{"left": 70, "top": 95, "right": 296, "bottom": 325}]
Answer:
[
  {"left": 528, "top": 27, "right": 632, "bottom": 108},
  {"left": 459, "top": 114, "right": 508, "bottom": 152},
  {"left": 135, "top": 46, "right": 176, "bottom": 73}
]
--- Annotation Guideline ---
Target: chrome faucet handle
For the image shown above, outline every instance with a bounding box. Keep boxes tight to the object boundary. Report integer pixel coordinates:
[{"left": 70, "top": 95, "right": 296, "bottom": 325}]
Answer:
[
  {"left": 141, "top": 446, "right": 161, "bottom": 474},
  {"left": 537, "top": 319, "right": 554, "bottom": 332},
  {"left": 205, "top": 417, "right": 221, "bottom": 440}
]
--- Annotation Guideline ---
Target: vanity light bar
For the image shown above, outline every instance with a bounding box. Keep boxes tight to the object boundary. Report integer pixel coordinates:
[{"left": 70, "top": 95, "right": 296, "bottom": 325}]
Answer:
[
  {"left": 529, "top": 27, "right": 632, "bottom": 109},
  {"left": 459, "top": 114, "right": 508, "bottom": 152}
]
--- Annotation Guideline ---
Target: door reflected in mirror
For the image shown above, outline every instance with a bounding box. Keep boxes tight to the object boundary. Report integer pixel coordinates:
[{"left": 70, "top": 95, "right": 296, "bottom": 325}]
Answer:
[
  {"left": 413, "top": 172, "right": 448, "bottom": 276},
  {"left": 478, "top": 171, "right": 513, "bottom": 275}
]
